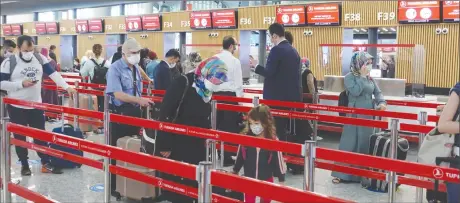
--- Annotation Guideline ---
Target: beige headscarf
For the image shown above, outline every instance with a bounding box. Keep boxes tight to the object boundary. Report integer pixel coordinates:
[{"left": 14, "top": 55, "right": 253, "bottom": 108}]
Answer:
[{"left": 350, "top": 51, "right": 374, "bottom": 76}]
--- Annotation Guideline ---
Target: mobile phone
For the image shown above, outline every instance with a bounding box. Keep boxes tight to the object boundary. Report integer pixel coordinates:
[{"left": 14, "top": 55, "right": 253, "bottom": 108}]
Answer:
[{"left": 32, "top": 80, "right": 39, "bottom": 84}]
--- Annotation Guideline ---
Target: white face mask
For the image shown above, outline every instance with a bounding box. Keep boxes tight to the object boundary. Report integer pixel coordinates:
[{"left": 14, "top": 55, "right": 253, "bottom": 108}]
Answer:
[
  {"left": 366, "top": 64, "right": 372, "bottom": 72},
  {"left": 204, "top": 79, "right": 219, "bottom": 91},
  {"left": 250, "top": 123, "right": 264, "bottom": 135},
  {"left": 21, "top": 51, "right": 34, "bottom": 61},
  {"left": 127, "top": 54, "right": 140, "bottom": 65},
  {"left": 74, "top": 61, "right": 78, "bottom": 65},
  {"left": 4, "top": 51, "right": 13, "bottom": 58},
  {"left": 169, "top": 62, "right": 176, "bottom": 68}
]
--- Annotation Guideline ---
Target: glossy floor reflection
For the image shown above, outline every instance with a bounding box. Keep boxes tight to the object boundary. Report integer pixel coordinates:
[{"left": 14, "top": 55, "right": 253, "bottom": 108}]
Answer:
[{"left": 7, "top": 121, "right": 424, "bottom": 203}]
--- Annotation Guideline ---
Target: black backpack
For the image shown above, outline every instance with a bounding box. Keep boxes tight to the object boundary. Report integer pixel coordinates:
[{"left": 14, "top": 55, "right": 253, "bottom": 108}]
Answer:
[
  {"left": 90, "top": 59, "right": 107, "bottom": 84},
  {"left": 338, "top": 90, "right": 349, "bottom": 116}
]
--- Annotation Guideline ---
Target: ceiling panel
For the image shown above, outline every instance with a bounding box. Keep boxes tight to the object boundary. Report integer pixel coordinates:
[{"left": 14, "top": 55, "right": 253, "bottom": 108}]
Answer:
[{"left": 0, "top": 0, "right": 145, "bottom": 16}]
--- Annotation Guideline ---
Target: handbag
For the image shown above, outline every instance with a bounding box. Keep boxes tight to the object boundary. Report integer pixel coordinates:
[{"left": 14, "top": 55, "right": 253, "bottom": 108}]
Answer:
[{"left": 418, "top": 129, "right": 455, "bottom": 167}]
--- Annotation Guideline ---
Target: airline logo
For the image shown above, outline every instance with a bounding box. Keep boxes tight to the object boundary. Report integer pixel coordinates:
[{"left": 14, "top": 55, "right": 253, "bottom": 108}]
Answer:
[{"left": 433, "top": 168, "right": 444, "bottom": 179}]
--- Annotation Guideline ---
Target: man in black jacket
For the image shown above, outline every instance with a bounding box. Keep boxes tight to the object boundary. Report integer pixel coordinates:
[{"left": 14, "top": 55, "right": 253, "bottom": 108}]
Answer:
[
  {"left": 251, "top": 23, "right": 302, "bottom": 141},
  {"left": 154, "top": 49, "right": 181, "bottom": 90}
]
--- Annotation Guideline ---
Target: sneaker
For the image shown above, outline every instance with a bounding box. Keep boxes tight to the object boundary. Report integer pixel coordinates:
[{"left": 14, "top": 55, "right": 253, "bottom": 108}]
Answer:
[
  {"left": 41, "top": 163, "right": 63, "bottom": 174},
  {"left": 21, "top": 166, "right": 32, "bottom": 176}
]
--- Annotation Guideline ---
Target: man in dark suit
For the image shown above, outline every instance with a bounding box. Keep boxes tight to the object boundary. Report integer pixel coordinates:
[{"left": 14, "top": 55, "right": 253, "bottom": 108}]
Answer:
[
  {"left": 154, "top": 49, "right": 181, "bottom": 90},
  {"left": 250, "top": 23, "right": 301, "bottom": 141}
]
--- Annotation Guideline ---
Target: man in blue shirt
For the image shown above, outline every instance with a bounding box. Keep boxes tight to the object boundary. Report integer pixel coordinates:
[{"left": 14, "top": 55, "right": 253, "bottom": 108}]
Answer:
[{"left": 105, "top": 38, "right": 153, "bottom": 196}]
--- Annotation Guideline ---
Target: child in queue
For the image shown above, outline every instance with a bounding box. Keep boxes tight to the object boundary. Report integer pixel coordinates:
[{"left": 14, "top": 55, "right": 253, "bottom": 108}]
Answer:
[{"left": 232, "top": 104, "right": 287, "bottom": 203}]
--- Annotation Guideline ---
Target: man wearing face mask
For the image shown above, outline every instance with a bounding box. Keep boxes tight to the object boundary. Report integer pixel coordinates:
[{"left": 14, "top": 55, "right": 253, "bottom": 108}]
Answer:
[
  {"left": 0, "top": 35, "right": 76, "bottom": 176},
  {"left": 154, "top": 49, "right": 181, "bottom": 90},
  {"left": 106, "top": 38, "right": 154, "bottom": 195},
  {"left": 0, "top": 40, "right": 17, "bottom": 66},
  {"left": 250, "top": 23, "right": 302, "bottom": 141},
  {"left": 213, "top": 36, "right": 243, "bottom": 166}
]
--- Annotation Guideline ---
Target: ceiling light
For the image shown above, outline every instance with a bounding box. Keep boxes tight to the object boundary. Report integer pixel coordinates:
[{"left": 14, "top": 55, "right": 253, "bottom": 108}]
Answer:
[
  {"left": 353, "top": 29, "right": 360, "bottom": 32},
  {"left": 382, "top": 28, "right": 388, "bottom": 32},
  {"left": 390, "top": 28, "right": 396, "bottom": 32},
  {"left": 378, "top": 29, "right": 381, "bottom": 32},
  {"left": 360, "top": 28, "right": 367, "bottom": 32},
  {"left": 0, "top": 1, "right": 17, "bottom": 4}
]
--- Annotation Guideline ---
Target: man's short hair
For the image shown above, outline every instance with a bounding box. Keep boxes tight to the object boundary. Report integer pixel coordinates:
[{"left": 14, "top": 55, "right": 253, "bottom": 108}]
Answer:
[
  {"left": 17, "top": 35, "right": 34, "bottom": 48},
  {"left": 3, "top": 40, "right": 17, "bottom": 49},
  {"left": 117, "top": 46, "right": 122, "bottom": 53},
  {"left": 50, "top": 45, "right": 56, "bottom": 50},
  {"left": 165, "top": 49, "right": 180, "bottom": 59},
  {"left": 285, "top": 31, "right": 293, "bottom": 45},
  {"left": 222, "top": 36, "right": 236, "bottom": 50},
  {"left": 268, "top": 23, "right": 285, "bottom": 38}
]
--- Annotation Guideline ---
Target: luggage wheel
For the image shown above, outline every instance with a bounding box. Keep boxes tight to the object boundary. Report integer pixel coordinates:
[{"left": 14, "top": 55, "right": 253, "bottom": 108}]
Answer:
[{"left": 111, "top": 191, "right": 122, "bottom": 201}]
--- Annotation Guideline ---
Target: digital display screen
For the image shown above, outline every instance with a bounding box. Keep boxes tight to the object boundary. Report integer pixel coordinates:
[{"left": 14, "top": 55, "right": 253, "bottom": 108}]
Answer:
[
  {"left": 442, "top": 1, "right": 460, "bottom": 22},
  {"left": 142, "top": 15, "right": 162, "bottom": 31},
  {"left": 88, "top": 19, "right": 104, "bottom": 33},
  {"left": 75, "top": 20, "right": 89, "bottom": 33},
  {"left": 35, "top": 23, "right": 47, "bottom": 35},
  {"left": 45, "top": 22, "right": 59, "bottom": 34},
  {"left": 126, "top": 16, "right": 142, "bottom": 32},
  {"left": 398, "top": 1, "right": 440, "bottom": 23},
  {"left": 306, "top": 3, "right": 341, "bottom": 26},
  {"left": 2, "top": 25, "right": 12, "bottom": 36},
  {"left": 276, "top": 5, "right": 306, "bottom": 26},
  {"left": 10, "top": 24, "right": 22, "bottom": 36},
  {"left": 212, "top": 10, "right": 237, "bottom": 29},
  {"left": 190, "top": 11, "right": 212, "bottom": 29}
]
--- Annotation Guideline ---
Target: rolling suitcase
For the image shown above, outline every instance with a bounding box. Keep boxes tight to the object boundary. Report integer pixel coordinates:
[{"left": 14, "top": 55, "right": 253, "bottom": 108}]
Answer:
[
  {"left": 50, "top": 124, "right": 84, "bottom": 168},
  {"left": 116, "top": 136, "right": 156, "bottom": 201},
  {"left": 362, "top": 131, "right": 409, "bottom": 192},
  {"left": 69, "top": 94, "right": 97, "bottom": 132}
]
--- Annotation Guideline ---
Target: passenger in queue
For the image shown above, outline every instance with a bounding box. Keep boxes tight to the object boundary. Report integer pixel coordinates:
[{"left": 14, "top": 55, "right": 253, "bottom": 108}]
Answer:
[
  {"left": 182, "top": 52, "right": 202, "bottom": 74},
  {"left": 146, "top": 51, "right": 159, "bottom": 80},
  {"left": 40, "top": 47, "right": 60, "bottom": 111},
  {"left": 214, "top": 35, "right": 244, "bottom": 166},
  {"left": 331, "top": 51, "right": 386, "bottom": 184},
  {"left": 49, "top": 45, "right": 57, "bottom": 62},
  {"left": 233, "top": 104, "right": 286, "bottom": 203},
  {"left": 437, "top": 81, "right": 460, "bottom": 203},
  {"left": 0, "top": 40, "right": 17, "bottom": 65},
  {"left": 154, "top": 49, "right": 181, "bottom": 90},
  {"left": 0, "top": 35, "right": 76, "bottom": 176},
  {"left": 110, "top": 46, "right": 122, "bottom": 64},
  {"left": 105, "top": 38, "right": 154, "bottom": 194},
  {"left": 250, "top": 23, "right": 302, "bottom": 142},
  {"left": 155, "top": 57, "right": 228, "bottom": 203},
  {"left": 81, "top": 50, "right": 94, "bottom": 68}
]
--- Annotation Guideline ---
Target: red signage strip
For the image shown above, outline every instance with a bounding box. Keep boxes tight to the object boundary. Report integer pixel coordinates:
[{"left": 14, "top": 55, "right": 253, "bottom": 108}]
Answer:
[
  {"left": 398, "top": 1, "right": 441, "bottom": 23},
  {"left": 11, "top": 24, "right": 22, "bottom": 36},
  {"left": 75, "top": 20, "right": 89, "bottom": 33},
  {"left": 306, "top": 3, "right": 341, "bottom": 26},
  {"left": 35, "top": 23, "right": 47, "bottom": 35},
  {"left": 45, "top": 22, "right": 59, "bottom": 34},
  {"left": 142, "top": 15, "right": 162, "bottom": 31},
  {"left": 442, "top": 1, "right": 460, "bottom": 22},
  {"left": 126, "top": 16, "right": 142, "bottom": 32},
  {"left": 88, "top": 19, "right": 104, "bottom": 33},
  {"left": 276, "top": 5, "right": 306, "bottom": 26},
  {"left": 212, "top": 10, "right": 237, "bottom": 29},
  {"left": 190, "top": 11, "right": 212, "bottom": 29},
  {"left": 2, "top": 25, "right": 12, "bottom": 36}
]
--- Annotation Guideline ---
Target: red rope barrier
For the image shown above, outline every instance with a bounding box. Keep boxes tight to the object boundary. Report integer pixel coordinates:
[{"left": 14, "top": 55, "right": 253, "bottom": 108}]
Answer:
[
  {"left": 7, "top": 123, "right": 197, "bottom": 180},
  {"left": 8, "top": 183, "right": 56, "bottom": 203},
  {"left": 45, "top": 112, "right": 103, "bottom": 127},
  {"left": 211, "top": 171, "right": 352, "bottom": 203},
  {"left": 319, "top": 43, "right": 416, "bottom": 48}
]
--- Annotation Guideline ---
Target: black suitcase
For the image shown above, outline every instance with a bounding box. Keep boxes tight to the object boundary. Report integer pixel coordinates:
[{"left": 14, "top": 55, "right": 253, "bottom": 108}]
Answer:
[{"left": 362, "top": 132, "right": 409, "bottom": 192}]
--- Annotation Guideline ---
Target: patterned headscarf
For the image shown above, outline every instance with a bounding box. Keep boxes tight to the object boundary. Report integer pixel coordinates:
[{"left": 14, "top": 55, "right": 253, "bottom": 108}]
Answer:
[
  {"left": 194, "top": 57, "right": 228, "bottom": 102},
  {"left": 350, "top": 51, "right": 374, "bottom": 76}
]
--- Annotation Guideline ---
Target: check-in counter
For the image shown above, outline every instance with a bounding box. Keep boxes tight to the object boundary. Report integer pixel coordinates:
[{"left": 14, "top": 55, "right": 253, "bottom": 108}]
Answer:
[{"left": 323, "top": 75, "right": 407, "bottom": 97}]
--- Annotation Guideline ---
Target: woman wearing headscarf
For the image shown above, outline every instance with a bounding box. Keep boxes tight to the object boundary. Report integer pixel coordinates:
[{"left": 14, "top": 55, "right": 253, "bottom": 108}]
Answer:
[
  {"left": 155, "top": 57, "right": 228, "bottom": 203},
  {"left": 331, "top": 51, "right": 386, "bottom": 184},
  {"left": 40, "top": 48, "right": 60, "bottom": 121}
]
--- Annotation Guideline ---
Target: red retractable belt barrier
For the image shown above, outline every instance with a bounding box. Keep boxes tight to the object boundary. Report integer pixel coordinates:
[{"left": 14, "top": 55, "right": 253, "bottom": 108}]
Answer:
[
  {"left": 211, "top": 171, "right": 352, "bottom": 203},
  {"left": 7, "top": 123, "right": 197, "bottom": 180},
  {"left": 213, "top": 95, "right": 440, "bottom": 123},
  {"left": 11, "top": 138, "right": 239, "bottom": 203},
  {"left": 45, "top": 112, "right": 103, "bottom": 127},
  {"left": 8, "top": 183, "right": 56, "bottom": 203}
]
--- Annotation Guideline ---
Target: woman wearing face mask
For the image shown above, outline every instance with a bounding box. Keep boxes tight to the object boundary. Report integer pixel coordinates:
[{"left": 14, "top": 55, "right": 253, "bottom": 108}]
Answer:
[
  {"left": 155, "top": 57, "right": 228, "bottom": 203},
  {"left": 331, "top": 51, "right": 386, "bottom": 184},
  {"left": 233, "top": 104, "right": 286, "bottom": 203}
]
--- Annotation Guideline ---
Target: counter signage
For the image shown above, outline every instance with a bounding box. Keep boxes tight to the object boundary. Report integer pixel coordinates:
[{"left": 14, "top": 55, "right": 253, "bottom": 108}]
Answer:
[
  {"left": 212, "top": 10, "right": 237, "bottom": 29},
  {"left": 75, "top": 20, "right": 89, "bottom": 33},
  {"left": 126, "top": 16, "right": 142, "bottom": 32},
  {"left": 306, "top": 3, "right": 341, "bottom": 26},
  {"left": 88, "top": 19, "right": 104, "bottom": 33},
  {"left": 276, "top": 5, "right": 306, "bottom": 26},
  {"left": 442, "top": 1, "right": 460, "bottom": 22},
  {"left": 35, "top": 23, "right": 47, "bottom": 35},
  {"left": 398, "top": 1, "right": 440, "bottom": 23},
  {"left": 142, "top": 15, "right": 162, "bottom": 31},
  {"left": 190, "top": 11, "right": 212, "bottom": 29},
  {"left": 2, "top": 25, "right": 12, "bottom": 36},
  {"left": 11, "top": 24, "right": 22, "bottom": 36},
  {"left": 45, "top": 22, "right": 59, "bottom": 34}
]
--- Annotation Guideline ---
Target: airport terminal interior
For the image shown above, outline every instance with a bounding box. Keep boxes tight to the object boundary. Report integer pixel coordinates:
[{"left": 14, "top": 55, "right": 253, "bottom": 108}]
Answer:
[{"left": 0, "top": 0, "right": 459, "bottom": 203}]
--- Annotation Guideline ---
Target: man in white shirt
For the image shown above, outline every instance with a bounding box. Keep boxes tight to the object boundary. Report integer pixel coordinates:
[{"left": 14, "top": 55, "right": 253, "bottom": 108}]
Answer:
[
  {"left": 214, "top": 36, "right": 243, "bottom": 166},
  {"left": 0, "top": 35, "right": 76, "bottom": 176}
]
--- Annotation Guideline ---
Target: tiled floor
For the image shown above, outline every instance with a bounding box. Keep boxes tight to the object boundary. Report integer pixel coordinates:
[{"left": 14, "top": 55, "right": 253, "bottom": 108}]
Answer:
[{"left": 7, "top": 120, "right": 425, "bottom": 203}]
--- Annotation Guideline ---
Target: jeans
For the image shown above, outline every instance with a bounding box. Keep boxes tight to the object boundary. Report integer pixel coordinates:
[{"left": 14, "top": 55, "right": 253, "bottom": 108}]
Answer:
[
  {"left": 447, "top": 182, "right": 460, "bottom": 203},
  {"left": 8, "top": 105, "right": 49, "bottom": 166}
]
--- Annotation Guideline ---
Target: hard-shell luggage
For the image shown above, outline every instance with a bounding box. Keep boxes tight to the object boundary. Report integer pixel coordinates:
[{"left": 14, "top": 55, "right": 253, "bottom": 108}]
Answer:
[
  {"left": 50, "top": 124, "right": 84, "bottom": 168},
  {"left": 116, "top": 136, "right": 156, "bottom": 201},
  {"left": 69, "top": 94, "right": 97, "bottom": 132},
  {"left": 362, "top": 132, "right": 409, "bottom": 192}
]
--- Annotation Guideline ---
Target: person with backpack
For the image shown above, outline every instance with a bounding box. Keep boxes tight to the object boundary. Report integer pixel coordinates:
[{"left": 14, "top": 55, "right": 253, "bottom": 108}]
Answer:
[
  {"left": 0, "top": 35, "right": 76, "bottom": 176},
  {"left": 438, "top": 82, "right": 460, "bottom": 203},
  {"left": 233, "top": 104, "right": 286, "bottom": 203},
  {"left": 80, "top": 44, "right": 110, "bottom": 112},
  {"left": 331, "top": 51, "right": 386, "bottom": 184}
]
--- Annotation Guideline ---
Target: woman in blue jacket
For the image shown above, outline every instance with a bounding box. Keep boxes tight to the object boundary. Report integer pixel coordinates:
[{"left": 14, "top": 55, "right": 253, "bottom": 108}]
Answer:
[{"left": 332, "top": 51, "right": 387, "bottom": 184}]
